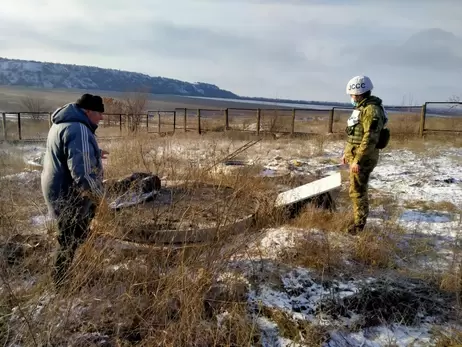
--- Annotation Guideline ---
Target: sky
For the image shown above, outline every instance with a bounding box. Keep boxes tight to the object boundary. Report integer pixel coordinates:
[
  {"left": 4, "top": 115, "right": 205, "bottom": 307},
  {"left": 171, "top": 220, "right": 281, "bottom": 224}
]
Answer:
[{"left": 0, "top": 0, "right": 461, "bottom": 105}]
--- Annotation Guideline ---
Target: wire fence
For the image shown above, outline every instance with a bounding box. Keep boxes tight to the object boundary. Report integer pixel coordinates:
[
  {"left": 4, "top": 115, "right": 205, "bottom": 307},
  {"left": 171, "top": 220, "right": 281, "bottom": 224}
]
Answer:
[{"left": 1, "top": 102, "right": 461, "bottom": 141}]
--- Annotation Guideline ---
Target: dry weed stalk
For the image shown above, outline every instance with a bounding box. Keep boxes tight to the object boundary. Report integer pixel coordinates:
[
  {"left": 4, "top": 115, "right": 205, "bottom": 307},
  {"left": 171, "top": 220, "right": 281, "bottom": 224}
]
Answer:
[
  {"left": 0, "top": 135, "right": 285, "bottom": 346},
  {"left": 2, "top": 128, "right": 462, "bottom": 345}
]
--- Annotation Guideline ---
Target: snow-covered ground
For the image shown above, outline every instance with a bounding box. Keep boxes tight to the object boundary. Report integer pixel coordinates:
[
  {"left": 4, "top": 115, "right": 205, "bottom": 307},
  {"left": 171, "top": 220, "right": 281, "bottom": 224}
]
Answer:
[{"left": 1, "top": 137, "right": 461, "bottom": 346}]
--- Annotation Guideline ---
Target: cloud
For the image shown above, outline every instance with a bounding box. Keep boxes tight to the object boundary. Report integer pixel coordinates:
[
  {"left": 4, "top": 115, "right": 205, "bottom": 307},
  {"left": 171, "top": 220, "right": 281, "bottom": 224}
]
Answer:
[
  {"left": 0, "top": 0, "right": 461, "bottom": 103},
  {"left": 349, "top": 29, "right": 462, "bottom": 71}
]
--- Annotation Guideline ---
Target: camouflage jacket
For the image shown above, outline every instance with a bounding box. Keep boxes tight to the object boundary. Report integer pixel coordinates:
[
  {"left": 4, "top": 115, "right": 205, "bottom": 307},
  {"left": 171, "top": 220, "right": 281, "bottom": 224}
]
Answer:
[{"left": 345, "top": 96, "right": 386, "bottom": 164}]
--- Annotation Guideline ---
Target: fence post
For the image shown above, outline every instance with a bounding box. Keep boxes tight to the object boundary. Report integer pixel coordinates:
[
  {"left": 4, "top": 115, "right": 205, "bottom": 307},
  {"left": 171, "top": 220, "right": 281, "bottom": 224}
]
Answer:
[
  {"left": 48, "top": 112, "right": 52, "bottom": 128},
  {"left": 224, "top": 108, "right": 229, "bottom": 131},
  {"left": 119, "top": 114, "right": 122, "bottom": 134},
  {"left": 17, "top": 113, "right": 22, "bottom": 140},
  {"left": 173, "top": 111, "right": 176, "bottom": 134},
  {"left": 328, "top": 108, "right": 334, "bottom": 133},
  {"left": 419, "top": 103, "right": 427, "bottom": 137},
  {"left": 197, "top": 109, "right": 202, "bottom": 134},
  {"left": 146, "top": 113, "right": 149, "bottom": 132},
  {"left": 256, "top": 108, "right": 261, "bottom": 136},
  {"left": 184, "top": 108, "right": 187, "bottom": 132},
  {"left": 1, "top": 113, "right": 6, "bottom": 141},
  {"left": 158, "top": 112, "right": 161, "bottom": 133},
  {"left": 291, "top": 108, "right": 296, "bottom": 135}
]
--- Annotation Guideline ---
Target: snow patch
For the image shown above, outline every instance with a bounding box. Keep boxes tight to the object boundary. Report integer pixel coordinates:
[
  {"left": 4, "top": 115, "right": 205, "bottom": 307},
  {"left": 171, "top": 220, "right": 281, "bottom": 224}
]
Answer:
[
  {"left": 1, "top": 169, "right": 40, "bottom": 182},
  {"left": 371, "top": 150, "right": 462, "bottom": 206}
]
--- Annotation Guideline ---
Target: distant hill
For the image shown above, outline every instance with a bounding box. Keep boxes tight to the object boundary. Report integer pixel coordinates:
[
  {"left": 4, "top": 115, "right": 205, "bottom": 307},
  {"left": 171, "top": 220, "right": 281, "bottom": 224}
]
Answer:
[
  {"left": 0, "top": 56, "right": 353, "bottom": 108},
  {"left": 0, "top": 57, "right": 238, "bottom": 98},
  {"left": 1, "top": 56, "right": 453, "bottom": 111}
]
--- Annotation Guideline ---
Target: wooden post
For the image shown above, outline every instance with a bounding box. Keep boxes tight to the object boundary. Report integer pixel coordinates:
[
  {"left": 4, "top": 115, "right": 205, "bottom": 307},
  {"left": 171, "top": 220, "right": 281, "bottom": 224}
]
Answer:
[
  {"left": 256, "top": 108, "right": 261, "bottom": 136},
  {"left": 158, "top": 112, "right": 161, "bottom": 133},
  {"left": 197, "top": 109, "right": 202, "bottom": 134},
  {"left": 291, "top": 108, "right": 296, "bottom": 135},
  {"left": 146, "top": 113, "right": 149, "bottom": 131},
  {"left": 17, "top": 113, "right": 22, "bottom": 140},
  {"left": 419, "top": 103, "right": 427, "bottom": 137},
  {"left": 1, "top": 113, "right": 6, "bottom": 141},
  {"left": 184, "top": 108, "right": 187, "bottom": 132},
  {"left": 48, "top": 112, "right": 52, "bottom": 128},
  {"left": 328, "top": 108, "right": 334, "bottom": 133},
  {"left": 224, "top": 108, "right": 229, "bottom": 131},
  {"left": 173, "top": 111, "right": 176, "bottom": 134},
  {"left": 119, "top": 114, "right": 122, "bottom": 134}
]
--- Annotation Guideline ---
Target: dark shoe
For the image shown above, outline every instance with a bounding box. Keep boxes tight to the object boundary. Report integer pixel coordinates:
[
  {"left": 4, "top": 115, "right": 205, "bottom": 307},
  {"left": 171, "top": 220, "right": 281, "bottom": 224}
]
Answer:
[{"left": 347, "top": 223, "right": 365, "bottom": 235}]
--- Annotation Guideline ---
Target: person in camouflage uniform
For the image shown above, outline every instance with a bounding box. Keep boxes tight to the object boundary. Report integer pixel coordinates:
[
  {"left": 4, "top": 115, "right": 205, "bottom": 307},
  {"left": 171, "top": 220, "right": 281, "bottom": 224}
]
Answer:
[{"left": 341, "top": 75, "right": 387, "bottom": 234}]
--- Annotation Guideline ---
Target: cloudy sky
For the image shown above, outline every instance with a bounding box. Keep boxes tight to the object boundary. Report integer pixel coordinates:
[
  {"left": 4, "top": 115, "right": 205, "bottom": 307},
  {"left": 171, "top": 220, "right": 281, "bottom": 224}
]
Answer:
[{"left": 1, "top": 0, "right": 461, "bottom": 104}]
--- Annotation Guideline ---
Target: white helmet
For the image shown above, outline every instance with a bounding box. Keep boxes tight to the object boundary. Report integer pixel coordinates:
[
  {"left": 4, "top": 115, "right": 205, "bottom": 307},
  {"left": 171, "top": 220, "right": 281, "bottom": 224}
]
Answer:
[{"left": 346, "top": 75, "right": 373, "bottom": 95}]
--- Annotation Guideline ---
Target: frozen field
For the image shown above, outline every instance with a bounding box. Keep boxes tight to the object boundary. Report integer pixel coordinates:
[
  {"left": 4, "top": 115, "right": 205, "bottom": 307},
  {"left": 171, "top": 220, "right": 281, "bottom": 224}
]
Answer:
[{"left": 1, "top": 134, "right": 461, "bottom": 346}]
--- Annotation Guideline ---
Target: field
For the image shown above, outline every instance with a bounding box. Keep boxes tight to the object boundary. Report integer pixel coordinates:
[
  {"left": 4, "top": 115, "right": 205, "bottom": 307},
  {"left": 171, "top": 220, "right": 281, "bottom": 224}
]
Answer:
[
  {"left": 1, "top": 87, "right": 462, "bottom": 346},
  {"left": 0, "top": 85, "right": 309, "bottom": 112},
  {"left": 2, "top": 125, "right": 462, "bottom": 347}
]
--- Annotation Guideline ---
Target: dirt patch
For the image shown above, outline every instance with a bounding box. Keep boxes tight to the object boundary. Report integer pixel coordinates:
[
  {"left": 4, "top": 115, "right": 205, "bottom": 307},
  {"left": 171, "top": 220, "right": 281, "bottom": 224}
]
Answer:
[
  {"left": 112, "top": 181, "right": 259, "bottom": 243},
  {"left": 319, "top": 276, "right": 455, "bottom": 328}
]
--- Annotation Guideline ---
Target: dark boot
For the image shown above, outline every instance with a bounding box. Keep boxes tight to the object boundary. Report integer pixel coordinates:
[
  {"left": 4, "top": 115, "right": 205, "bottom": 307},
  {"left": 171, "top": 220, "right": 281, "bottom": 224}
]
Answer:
[{"left": 346, "top": 223, "right": 365, "bottom": 235}]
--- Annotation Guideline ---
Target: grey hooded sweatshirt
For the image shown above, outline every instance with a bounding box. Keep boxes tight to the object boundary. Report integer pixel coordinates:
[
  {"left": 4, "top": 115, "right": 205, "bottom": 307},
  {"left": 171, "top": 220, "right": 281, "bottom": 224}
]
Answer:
[{"left": 41, "top": 103, "right": 104, "bottom": 217}]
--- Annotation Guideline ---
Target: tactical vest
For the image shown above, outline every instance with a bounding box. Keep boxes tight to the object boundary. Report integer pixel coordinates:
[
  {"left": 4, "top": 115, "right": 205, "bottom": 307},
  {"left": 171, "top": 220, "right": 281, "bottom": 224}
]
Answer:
[
  {"left": 345, "top": 98, "right": 386, "bottom": 145},
  {"left": 345, "top": 108, "right": 364, "bottom": 145}
]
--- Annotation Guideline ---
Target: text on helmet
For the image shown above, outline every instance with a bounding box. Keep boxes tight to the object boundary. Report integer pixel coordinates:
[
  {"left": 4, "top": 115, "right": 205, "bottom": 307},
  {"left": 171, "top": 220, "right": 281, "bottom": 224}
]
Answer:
[{"left": 348, "top": 82, "right": 367, "bottom": 90}]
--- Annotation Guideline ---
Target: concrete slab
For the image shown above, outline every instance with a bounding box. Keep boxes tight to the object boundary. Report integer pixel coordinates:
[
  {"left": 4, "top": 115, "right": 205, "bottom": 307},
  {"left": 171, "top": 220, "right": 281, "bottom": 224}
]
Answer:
[{"left": 274, "top": 172, "right": 341, "bottom": 207}]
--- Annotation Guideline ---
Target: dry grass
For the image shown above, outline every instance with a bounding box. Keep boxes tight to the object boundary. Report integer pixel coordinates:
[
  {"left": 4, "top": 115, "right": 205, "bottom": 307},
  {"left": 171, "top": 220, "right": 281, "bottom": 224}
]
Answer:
[
  {"left": 403, "top": 200, "right": 459, "bottom": 213},
  {"left": 432, "top": 327, "right": 462, "bottom": 346},
  {"left": 277, "top": 229, "right": 344, "bottom": 274},
  {"left": 259, "top": 306, "right": 328, "bottom": 346},
  {"left": 352, "top": 226, "right": 404, "bottom": 269},
  {"left": 2, "top": 119, "right": 462, "bottom": 345},
  {"left": 279, "top": 204, "right": 410, "bottom": 273},
  {"left": 0, "top": 146, "right": 28, "bottom": 175},
  {"left": 0, "top": 133, "right": 296, "bottom": 346}
]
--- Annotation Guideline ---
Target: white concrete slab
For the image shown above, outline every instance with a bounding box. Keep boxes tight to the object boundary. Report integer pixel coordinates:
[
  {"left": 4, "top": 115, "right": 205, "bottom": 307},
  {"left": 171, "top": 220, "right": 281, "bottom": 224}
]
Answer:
[{"left": 274, "top": 172, "right": 341, "bottom": 207}]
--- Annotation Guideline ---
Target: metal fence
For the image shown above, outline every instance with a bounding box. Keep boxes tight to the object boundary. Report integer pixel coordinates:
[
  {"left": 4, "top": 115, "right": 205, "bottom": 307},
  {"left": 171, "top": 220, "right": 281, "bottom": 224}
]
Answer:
[{"left": 1, "top": 102, "right": 461, "bottom": 141}]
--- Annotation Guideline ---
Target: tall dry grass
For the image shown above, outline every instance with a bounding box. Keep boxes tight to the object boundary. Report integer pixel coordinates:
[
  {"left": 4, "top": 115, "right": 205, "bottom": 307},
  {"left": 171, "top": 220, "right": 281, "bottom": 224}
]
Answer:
[
  {"left": 2, "top": 123, "right": 462, "bottom": 345},
  {"left": 0, "top": 133, "right": 299, "bottom": 346}
]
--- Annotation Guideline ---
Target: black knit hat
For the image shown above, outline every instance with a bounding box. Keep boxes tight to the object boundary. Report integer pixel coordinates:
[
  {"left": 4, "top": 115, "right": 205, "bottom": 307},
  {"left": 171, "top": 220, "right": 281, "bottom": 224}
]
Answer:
[{"left": 76, "top": 93, "right": 105, "bottom": 113}]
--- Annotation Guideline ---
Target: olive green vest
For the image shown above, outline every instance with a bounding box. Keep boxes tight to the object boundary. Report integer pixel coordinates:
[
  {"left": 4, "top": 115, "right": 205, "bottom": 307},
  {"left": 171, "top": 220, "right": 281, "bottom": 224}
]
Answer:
[
  {"left": 346, "top": 117, "right": 364, "bottom": 145},
  {"left": 346, "top": 109, "right": 364, "bottom": 145},
  {"left": 345, "top": 96, "right": 384, "bottom": 145}
]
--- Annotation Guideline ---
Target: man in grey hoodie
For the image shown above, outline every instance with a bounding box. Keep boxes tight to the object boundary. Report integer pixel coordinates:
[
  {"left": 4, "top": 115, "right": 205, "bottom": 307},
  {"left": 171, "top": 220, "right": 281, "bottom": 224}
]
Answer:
[{"left": 41, "top": 93, "right": 107, "bottom": 287}]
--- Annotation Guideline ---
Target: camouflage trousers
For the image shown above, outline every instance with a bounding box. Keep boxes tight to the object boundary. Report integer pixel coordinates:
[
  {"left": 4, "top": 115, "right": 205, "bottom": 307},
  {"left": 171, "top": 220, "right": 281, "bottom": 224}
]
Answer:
[{"left": 344, "top": 145, "right": 379, "bottom": 227}]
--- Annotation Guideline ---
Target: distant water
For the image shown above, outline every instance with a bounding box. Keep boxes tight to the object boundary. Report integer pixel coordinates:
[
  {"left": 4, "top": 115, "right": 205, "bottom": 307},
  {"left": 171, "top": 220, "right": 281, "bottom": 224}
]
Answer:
[{"left": 188, "top": 96, "right": 338, "bottom": 110}]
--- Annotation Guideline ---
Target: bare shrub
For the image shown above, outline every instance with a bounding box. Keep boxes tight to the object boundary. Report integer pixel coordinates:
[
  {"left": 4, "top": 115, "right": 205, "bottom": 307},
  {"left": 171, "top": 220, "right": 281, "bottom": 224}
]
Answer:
[
  {"left": 19, "top": 95, "right": 49, "bottom": 120},
  {"left": 124, "top": 91, "right": 148, "bottom": 133},
  {"left": 101, "top": 92, "right": 148, "bottom": 133}
]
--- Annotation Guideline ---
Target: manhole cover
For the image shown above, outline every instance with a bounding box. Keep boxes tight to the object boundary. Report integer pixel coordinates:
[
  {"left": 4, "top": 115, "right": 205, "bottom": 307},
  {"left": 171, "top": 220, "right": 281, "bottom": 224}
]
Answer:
[{"left": 111, "top": 180, "right": 259, "bottom": 244}]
